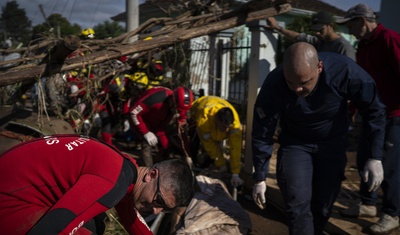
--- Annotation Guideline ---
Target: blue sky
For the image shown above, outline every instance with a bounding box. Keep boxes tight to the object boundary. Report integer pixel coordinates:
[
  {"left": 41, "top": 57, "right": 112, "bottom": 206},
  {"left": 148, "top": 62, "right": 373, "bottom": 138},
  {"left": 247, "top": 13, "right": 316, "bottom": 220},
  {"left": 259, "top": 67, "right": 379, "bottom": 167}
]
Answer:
[{"left": 2, "top": 0, "right": 381, "bottom": 29}]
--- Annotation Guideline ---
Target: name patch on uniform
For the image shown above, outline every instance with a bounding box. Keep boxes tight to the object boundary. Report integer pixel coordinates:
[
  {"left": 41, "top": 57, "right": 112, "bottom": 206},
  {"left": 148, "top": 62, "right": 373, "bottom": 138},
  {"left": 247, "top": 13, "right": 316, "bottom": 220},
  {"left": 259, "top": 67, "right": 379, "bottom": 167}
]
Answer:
[
  {"left": 256, "top": 107, "right": 266, "bottom": 119},
  {"left": 65, "top": 137, "right": 91, "bottom": 151},
  {"left": 131, "top": 105, "right": 144, "bottom": 125}
]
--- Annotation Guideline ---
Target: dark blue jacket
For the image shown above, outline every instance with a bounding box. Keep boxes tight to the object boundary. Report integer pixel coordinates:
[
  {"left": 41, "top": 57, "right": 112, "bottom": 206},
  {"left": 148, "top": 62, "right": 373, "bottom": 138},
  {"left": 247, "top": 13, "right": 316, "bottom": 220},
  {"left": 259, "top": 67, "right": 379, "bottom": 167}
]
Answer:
[{"left": 252, "top": 52, "right": 386, "bottom": 181}]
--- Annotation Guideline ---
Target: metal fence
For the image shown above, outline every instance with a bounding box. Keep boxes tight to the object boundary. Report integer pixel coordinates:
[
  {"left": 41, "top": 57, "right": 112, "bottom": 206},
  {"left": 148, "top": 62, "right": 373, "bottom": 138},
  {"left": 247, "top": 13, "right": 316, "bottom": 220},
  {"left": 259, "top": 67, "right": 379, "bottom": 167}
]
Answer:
[{"left": 189, "top": 35, "right": 251, "bottom": 121}]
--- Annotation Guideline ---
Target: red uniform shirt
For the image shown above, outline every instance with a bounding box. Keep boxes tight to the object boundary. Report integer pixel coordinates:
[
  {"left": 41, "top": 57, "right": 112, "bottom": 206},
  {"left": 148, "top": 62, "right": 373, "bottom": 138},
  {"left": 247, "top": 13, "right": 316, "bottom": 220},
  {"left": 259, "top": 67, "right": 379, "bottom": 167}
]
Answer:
[
  {"left": 129, "top": 87, "right": 177, "bottom": 149},
  {"left": 0, "top": 135, "right": 152, "bottom": 235}
]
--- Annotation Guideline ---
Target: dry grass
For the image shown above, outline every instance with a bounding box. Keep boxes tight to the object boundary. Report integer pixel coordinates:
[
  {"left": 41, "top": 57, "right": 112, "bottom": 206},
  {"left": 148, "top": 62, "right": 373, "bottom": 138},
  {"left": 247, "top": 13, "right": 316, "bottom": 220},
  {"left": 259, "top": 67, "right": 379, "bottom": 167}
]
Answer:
[{"left": 104, "top": 209, "right": 129, "bottom": 235}]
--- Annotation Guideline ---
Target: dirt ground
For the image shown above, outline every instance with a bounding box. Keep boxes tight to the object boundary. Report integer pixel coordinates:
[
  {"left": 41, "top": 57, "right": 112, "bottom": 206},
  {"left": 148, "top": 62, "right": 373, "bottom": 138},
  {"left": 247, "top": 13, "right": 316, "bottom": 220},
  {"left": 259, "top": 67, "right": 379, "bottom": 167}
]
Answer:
[{"left": 237, "top": 188, "right": 289, "bottom": 235}]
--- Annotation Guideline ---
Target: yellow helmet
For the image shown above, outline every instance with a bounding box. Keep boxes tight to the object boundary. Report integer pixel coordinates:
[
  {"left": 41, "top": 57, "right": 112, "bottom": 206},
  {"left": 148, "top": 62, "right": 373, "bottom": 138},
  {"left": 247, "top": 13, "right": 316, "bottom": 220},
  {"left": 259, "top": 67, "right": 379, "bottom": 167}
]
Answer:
[
  {"left": 108, "top": 76, "right": 125, "bottom": 93},
  {"left": 149, "top": 75, "right": 163, "bottom": 86},
  {"left": 126, "top": 72, "right": 149, "bottom": 89},
  {"left": 136, "top": 58, "right": 149, "bottom": 69},
  {"left": 81, "top": 28, "right": 95, "bottom": 39}
]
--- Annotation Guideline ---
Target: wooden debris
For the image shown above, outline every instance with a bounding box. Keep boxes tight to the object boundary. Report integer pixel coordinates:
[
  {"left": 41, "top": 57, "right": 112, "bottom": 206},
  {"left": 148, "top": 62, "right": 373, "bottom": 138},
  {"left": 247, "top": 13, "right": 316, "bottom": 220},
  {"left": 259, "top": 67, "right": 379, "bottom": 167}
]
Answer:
[{"left": 0, "top": 0, "right": 291, "bottom": 86}]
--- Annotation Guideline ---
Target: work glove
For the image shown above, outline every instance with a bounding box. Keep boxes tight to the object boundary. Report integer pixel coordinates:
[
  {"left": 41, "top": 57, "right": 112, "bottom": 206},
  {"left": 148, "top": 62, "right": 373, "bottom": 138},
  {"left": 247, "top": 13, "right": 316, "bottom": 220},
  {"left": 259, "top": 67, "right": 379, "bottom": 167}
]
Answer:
[
  {"left": 362, "top": 159, "right": 383, "bottom": 192},
  {"left": 144, "top": 132, "right": 158, "bottom": 146},
  {"left": 231, "top": 174, "right": 244, "bottom": 187},
  {"left": 252, "top": 181, "right": 266, "bottom": 210}
]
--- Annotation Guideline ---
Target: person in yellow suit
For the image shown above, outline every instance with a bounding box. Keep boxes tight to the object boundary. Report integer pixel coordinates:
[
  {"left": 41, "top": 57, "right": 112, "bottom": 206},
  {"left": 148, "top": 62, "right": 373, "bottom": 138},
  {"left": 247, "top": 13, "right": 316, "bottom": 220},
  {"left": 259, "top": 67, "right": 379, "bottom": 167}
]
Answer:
[{"left": 190, "top": 96, "right": 244, "bottom": 187}]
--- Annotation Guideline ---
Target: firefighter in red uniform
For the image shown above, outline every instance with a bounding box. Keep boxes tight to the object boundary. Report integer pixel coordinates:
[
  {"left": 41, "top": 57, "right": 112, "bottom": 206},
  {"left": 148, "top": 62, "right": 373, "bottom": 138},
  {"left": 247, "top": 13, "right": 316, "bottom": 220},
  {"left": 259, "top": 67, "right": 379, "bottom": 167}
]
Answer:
[
  {"left": 65, "top": 28, "right": 96, "bottom": 127},
  {"left": 128, "top": 86, "right": 194, "bottom": 166},
  {"left": 98, "top": 71, "right": 150, "bottom": 145},
  {"left": 0, "top": 135, "right": 194, "bottom": 235}
]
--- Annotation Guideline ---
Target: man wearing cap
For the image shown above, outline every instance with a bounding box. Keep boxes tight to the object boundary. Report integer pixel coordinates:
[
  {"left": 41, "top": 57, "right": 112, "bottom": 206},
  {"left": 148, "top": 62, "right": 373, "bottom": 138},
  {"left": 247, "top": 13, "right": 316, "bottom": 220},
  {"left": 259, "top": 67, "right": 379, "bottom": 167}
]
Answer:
[
  {"left": 336, "top": 3, "right": 400, "bottom": 234},
  {"left": 265, "top": 11, "right": 356, "bottom": 60}
]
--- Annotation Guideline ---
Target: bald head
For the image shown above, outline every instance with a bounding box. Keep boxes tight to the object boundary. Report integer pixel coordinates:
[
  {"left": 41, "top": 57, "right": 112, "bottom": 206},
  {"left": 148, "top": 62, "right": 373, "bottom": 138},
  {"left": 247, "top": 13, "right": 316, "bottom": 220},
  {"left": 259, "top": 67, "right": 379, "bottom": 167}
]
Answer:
[
  {"left": 283, "top": 42, "right": 322, "bottom": 97},
  {"left": 283, "top": 42, "right": 319, "bottom": 76}
]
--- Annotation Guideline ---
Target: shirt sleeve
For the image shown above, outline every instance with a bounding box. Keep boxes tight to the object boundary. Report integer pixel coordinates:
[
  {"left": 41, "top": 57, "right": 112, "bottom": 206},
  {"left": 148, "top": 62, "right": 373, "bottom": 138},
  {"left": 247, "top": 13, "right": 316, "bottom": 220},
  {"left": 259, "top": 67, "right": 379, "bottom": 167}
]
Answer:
[
  {"left": 251, "top": 79, "right": 280, "bottom": 181},
  {"left": 198, "top": 127, "right": 223, "bottom": 161},
  {"left": 346, "top": 66, "right": 387, "bottom": 160},
  {"left": 296, "top": 33, "right": 318, "bottom": 47},
  {"left": 115, "top": 192, "right": 154, "bottom": 235},
  {"left": 385, "top": 31, "right": 400, "bottom": 77},
  {"left": 130, "top": 102, "right": 150, "bottom": 135},
  {"left": 228, "top": 126, "right": 243, "bottom": 174}
]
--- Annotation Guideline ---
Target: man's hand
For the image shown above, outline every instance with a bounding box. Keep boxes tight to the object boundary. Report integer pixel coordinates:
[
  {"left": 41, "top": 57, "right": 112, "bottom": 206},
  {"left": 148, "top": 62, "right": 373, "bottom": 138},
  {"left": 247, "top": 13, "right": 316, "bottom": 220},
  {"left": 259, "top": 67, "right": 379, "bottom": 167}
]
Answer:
[
  {"left": 252, "top": 181, "right": 267, "bottom": 209},
  {"left": 362, "top": 159, "right": 383, "bottom": 192},
  {"left": 262, "top": 17, "right": 279, "bottom": 31},
  {"left": 144, "top": 132, "right": 158, "bottom": 146},
  {"left": 231, "top": 174, "right": 244, "bottom": 187}
]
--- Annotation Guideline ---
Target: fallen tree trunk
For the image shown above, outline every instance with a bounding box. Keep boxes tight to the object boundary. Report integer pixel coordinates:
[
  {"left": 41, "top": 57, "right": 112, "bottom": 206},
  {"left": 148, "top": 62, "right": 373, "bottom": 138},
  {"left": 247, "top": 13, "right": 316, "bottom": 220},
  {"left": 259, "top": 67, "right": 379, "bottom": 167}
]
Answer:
[{"left": 0, "top": 1, "right": 291, "bottom": 86}]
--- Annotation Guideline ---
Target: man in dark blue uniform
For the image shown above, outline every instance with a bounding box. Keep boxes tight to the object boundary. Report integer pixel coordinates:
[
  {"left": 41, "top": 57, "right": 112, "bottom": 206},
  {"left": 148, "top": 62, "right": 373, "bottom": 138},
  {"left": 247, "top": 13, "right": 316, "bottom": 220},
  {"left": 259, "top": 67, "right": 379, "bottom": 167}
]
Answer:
[{"left": 251, "top": 42, "right": 386, "bottom": 235}]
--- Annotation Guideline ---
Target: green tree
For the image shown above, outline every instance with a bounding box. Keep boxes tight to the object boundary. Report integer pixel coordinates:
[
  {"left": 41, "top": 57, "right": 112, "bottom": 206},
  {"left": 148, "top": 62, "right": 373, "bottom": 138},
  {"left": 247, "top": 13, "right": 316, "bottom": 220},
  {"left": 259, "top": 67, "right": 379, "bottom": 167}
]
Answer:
[
  {"left": 0, "top": 0, "right": 32, "bottom": 46},
  {"left": 93, "top": 21, "right": 125, "bottom": 39},
  {"left": 32, "top": 13, "right": 81, "bottom": 39}
]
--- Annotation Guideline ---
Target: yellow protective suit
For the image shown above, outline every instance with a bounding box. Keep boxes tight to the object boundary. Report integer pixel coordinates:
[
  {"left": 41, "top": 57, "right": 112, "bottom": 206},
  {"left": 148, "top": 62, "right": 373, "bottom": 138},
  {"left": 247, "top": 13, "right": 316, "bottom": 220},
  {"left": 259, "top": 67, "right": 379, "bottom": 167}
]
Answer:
[{"left": 190, "top": 96, "right": 242, "bottom": 174}]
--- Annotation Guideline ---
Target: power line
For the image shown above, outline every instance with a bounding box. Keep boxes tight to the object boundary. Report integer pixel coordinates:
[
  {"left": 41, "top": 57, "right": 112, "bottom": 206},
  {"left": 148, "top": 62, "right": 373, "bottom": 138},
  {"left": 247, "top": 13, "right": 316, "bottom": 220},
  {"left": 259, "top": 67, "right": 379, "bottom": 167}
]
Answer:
[
  {"left": 90, "top": 0, "right": 101, "bottom": 27},
  {"left": 47, "top": 0, "right": 57, "bottom": 16},
  {"left": 61, "top": 0, "right": 70, "bottom": 16},
  {"left": 68, "top": 0, "right": 77, "bottom": 22},
  {"left": 39, "top": 4, "right": 51, "bottom": 27}
]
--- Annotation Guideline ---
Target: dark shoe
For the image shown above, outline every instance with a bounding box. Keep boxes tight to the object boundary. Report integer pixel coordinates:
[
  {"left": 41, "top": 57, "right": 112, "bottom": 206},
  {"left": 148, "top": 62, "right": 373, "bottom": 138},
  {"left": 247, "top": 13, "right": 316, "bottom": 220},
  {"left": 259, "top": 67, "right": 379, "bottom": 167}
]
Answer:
[{"left": 340, "top": 204, "right": 377, "bottom": 218}]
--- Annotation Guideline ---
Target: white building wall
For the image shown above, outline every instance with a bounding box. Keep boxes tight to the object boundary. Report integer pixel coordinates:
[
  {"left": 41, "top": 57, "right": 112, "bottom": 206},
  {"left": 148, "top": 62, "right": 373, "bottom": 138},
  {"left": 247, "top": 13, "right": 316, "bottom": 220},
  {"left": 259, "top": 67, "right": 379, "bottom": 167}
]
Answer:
[{"left": 244, "top": 21, "right": 279, "bottom": 174}]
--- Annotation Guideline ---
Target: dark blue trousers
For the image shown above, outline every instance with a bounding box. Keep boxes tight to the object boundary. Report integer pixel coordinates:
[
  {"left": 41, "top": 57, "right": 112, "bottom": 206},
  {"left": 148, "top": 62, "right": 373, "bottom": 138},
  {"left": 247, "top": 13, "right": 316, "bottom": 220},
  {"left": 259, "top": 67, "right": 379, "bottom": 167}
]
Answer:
[
  {"left": 276, "top": 142, "right": 347, "bottom": 235},
  {"left": 357, "top": 117, "right": 400, "bottom": 216}
]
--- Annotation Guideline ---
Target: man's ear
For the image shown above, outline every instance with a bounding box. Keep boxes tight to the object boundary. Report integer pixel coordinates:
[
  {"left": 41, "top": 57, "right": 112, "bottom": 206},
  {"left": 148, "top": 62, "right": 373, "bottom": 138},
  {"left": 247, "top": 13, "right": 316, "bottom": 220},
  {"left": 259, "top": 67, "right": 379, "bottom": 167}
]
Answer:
[
  {"left": 144, "top": 168, "right": 158, "bottom": 182},
  {"left": 317, "top": 60, "right": 323, "bottom": 73}
]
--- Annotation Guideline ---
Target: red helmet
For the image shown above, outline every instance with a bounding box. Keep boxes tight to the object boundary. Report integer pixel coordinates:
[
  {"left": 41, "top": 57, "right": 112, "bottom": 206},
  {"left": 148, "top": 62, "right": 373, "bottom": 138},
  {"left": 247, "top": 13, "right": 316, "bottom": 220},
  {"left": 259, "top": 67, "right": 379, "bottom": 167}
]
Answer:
[{"left": 174, "top": 87, "right": 194, "bottom": 111}]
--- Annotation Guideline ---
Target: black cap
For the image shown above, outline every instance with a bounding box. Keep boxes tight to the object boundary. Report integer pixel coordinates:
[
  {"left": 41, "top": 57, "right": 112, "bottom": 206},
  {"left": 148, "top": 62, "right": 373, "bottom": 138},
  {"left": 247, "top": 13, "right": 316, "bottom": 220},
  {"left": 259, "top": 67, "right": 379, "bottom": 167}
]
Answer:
[{"left": 310, "top": 11, "right": 334, "bottom": 31}]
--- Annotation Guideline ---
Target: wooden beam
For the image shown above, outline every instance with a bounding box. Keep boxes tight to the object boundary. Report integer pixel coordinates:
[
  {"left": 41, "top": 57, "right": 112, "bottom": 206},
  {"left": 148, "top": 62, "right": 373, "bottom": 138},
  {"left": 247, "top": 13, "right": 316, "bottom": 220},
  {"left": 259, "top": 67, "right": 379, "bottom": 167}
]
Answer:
[{"left": 0, "top": 2, "right": 291, "bottom": 86}]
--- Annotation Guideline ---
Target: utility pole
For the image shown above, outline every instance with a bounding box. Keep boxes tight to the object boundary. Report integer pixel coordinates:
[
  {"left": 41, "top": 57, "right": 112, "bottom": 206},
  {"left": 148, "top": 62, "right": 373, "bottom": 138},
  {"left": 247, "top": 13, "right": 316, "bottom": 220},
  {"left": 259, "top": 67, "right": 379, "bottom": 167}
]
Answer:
[
  {"left": 39, "top": 4, "right": 60, "bottom": 38},
  {"left": 126, "top": 0, "right": 139, "bottom": 42},
  {"left": 38, "top": 4, "right": 51, "bottom": 28}
]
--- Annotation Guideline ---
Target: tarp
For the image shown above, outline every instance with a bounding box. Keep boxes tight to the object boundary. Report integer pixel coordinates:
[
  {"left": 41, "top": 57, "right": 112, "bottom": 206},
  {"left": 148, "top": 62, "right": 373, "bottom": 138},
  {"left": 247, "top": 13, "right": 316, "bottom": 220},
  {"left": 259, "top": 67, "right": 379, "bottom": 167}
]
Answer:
[{"left": 175, "top": 175, "right": 252, "bottom": 235}]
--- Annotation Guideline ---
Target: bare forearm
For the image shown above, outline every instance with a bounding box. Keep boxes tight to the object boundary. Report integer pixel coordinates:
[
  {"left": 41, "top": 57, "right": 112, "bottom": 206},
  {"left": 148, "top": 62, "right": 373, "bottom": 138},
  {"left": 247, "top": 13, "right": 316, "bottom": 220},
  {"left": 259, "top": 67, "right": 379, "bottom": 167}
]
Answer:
[{"left": 275, "top": 26, "right": 299, "bottom": 41}]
